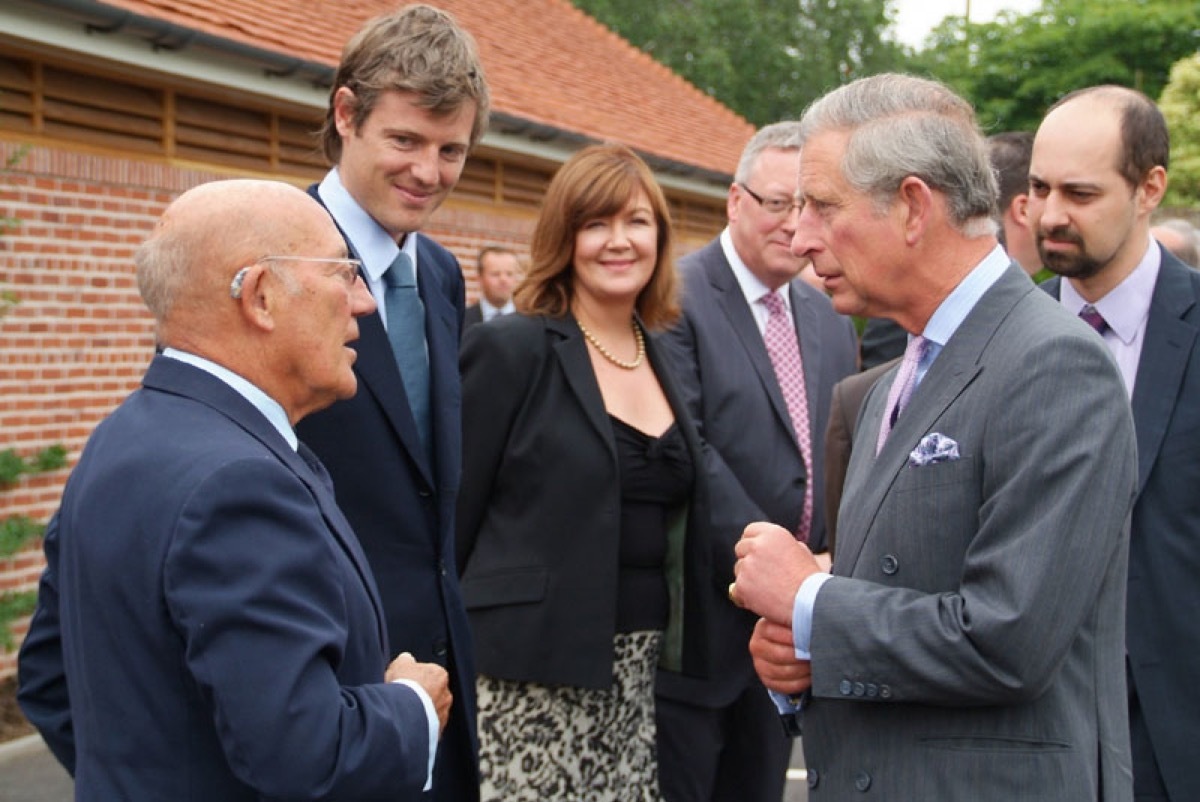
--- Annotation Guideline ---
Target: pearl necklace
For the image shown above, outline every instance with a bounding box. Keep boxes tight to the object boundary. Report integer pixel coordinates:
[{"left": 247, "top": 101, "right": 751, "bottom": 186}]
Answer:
[{"left": 577, "top": 318, "right": 645, "bottom": 370}]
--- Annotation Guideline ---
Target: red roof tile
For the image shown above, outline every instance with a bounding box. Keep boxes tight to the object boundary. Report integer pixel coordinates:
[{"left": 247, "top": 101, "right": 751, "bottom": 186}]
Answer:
[{"left": 97, "top": 0, "right": 755, "bottom": 177}]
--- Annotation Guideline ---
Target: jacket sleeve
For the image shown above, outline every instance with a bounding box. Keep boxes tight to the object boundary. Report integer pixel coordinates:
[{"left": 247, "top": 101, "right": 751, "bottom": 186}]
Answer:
[{"left": 16, "top": 511, "right": 76, "bottom": 775}]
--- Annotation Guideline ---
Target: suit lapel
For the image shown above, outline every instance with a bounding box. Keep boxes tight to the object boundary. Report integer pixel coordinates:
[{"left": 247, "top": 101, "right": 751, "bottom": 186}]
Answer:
[
  {"left": 1129, "top": 251, "right": 1199, "bottom": 493},
  {"left": 705, "top": 254, "right": 797, "bottom": 447},
  {"left": 417, "top": 239, "right": 462, "bottom": 487},
  {"left": 835, "top": 267, "right": 1028, "bottom": 575},
  {"left": 145, "top": 357, "right": 389, "bottom": 648},
  {"left": 550, "top": 316, "right": 617, "bottom": 458}
]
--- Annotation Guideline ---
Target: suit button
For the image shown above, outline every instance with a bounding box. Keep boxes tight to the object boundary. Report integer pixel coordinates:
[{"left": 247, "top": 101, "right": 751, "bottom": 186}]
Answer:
[
  {"left": 880, "top": 554, "right": 899, "bottom": 575},
  {"left": 879, "top": 685, "right": 892, "bottom": 699},
  {"left": 418, "top": 487, "right": 432, "bottom": 498},
  {"left": 839, "top": 679, "right": 853, "bottom": 696},
  {"left": 433, "top": 639, "right": 448, "bottom": 658},
  {"left": 437, "top": 560, "right": 448, "bottom": 577},
  {"left": 852, "top": 682, "right": 866, "bottom": 697},
  {"left": 807, "top": 768, "right": 819, "bottom": 789},
  {"left": 866, "top": 683, "right": 879, "bottom": 698},
  {"left": 855, "top": 771, "right": 872, "bottom": 792}
]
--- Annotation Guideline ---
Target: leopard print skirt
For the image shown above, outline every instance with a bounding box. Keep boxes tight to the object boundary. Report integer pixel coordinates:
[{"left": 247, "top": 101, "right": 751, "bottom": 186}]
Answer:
[{"left": 476, "top": 631, "right": 664, "bottom": 802}]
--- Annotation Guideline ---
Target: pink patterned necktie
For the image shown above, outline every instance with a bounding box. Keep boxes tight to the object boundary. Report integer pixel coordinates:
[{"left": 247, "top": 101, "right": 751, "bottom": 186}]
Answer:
[
  {"left": 876, "top": 335, "right": 928, "bottom": 456},
  {"left": 760, "top": 291, "right": 813, "bottom": 541}
]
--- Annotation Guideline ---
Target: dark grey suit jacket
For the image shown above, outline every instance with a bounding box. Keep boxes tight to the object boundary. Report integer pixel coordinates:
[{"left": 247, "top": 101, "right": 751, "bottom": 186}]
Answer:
[
  {"left": 656, "top": 238, "right": 857, "bottom": 707},
  {"left": 1044, "top": 247, "right": 1200, "bottom": 802},
  {"left": 808, "top": 265, "right": 1137, "bottom": 800}
]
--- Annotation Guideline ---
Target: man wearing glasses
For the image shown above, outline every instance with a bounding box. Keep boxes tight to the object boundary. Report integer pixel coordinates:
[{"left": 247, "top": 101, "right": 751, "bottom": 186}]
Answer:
[
  {"left": 18, "top": 180, "right": 453, "bottom": 799},
  {"left": 655, "top": 122, "right": 857, "bottom": 802}
]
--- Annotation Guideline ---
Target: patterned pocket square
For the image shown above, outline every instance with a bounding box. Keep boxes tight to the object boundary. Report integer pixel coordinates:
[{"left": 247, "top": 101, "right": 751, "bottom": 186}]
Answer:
[{"left": 908, "top": 433, "right": 960, "bottom": 466}]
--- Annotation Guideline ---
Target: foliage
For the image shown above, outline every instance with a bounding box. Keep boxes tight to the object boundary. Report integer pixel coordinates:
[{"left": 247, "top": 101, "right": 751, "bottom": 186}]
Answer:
[
  {"left": 571, "top": 0, "right": 905, "bottom": 126},
  {"left": 1160, "top": 53, "right": 1200, "bottom": 209},
  {"left": 0, "top": 445, "right": 67, "bottom": 488},
  {"left": 906, "top": 0, "right": 1200, "bottom": 133},
  {"left": 1, "top": 592, "right": 38, "bottom": 652}
]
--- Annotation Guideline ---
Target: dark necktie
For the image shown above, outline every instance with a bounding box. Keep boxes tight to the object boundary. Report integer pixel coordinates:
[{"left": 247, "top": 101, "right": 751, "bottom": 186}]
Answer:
[
  {"left": 1079, "top": 304, "right": 1109, "bottom": 335},
  {"left": 382, "top": 252, "right": 430, "bottom": 456},
  {"left": 760, "top": 291, "right": 813, "bottom": 541},
  {"left": 876, "top": 335, "right": 928, "bottom": 455}
]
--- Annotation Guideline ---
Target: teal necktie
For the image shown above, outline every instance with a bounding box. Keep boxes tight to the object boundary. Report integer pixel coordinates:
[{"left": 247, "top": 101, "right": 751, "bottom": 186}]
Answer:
[{"left": 382, "top": 252, "right": 430, "bottom": 456}]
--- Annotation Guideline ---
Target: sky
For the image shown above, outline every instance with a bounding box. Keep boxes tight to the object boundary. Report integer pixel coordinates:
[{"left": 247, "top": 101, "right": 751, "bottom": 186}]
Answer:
[{"left": 891, "top": 0, "right": 1042, "bottom": 47}]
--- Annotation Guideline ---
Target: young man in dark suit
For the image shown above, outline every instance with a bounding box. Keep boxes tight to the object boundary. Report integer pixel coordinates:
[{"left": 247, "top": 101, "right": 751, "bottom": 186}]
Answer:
[
  {"left": 1031, "top": 85, "right": 1200, "bottom": 802},
  {"left": 295, "top": 6, "right": 490, "bottom": 800},
  {"left": 464, "top": 246, "right": 520, "bottom": 328},
  {"left": 655, "top": 122, "right": 857, "bottom": 802}
]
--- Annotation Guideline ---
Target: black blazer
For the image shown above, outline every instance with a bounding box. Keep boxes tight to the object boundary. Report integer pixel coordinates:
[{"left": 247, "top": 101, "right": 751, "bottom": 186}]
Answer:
[
  {"left": 456, "top": 313, "right": 723, "bottom": 689},
  {"left": 1044, "top": 247, "right": 1200, "bottom": 801},
  {"left": 463, "top": 303, "right": 483, "bottom": 329},
  {"left": 296, "top": 185, "right": 479, "bottom": 801}
]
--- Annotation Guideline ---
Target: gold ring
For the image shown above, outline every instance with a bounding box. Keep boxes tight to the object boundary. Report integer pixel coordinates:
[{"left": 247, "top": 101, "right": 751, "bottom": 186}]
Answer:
[{"left": 727, "top": 581, "right": 738, "bottom": 605}]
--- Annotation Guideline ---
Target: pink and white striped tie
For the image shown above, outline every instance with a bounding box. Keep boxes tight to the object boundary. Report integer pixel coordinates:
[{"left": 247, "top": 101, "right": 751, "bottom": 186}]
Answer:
[{"left": 760, "top": 291, "right": 813, "bottom": 541}]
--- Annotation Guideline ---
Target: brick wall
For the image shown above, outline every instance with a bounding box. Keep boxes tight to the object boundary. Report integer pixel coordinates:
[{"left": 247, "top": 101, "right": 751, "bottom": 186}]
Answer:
[{"left": 0, "top": 139, "right": 546, "bottom": 679}]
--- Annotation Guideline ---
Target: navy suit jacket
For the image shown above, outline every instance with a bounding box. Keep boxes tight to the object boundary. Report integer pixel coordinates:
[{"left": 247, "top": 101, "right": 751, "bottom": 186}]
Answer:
[
  {"left": 297, "top": 185, "right": 478, "bottom": 801},
  {"left": 1045, "top": 247, "right": 1200, "bottom": 801},
  {"left": 655, "top": 238, "right": 858, "bottom": 707},
  {"left": 18, "top": 357, "right": 432, "bottom": 800}
]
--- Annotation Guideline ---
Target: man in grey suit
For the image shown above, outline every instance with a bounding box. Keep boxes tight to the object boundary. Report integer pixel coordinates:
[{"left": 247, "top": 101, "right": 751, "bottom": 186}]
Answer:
[
  {"left": 655, "top": 122, "right": 857, "bottom": 802},
  {"left": 1030, "top": 84, "right": 1200, "bottom": 802},
  {"left": 732, "top": 74, "right": 1137, "bottom": 800}
]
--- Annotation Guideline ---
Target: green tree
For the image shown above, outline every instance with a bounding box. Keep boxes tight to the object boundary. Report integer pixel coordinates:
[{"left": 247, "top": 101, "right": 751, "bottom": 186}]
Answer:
[
  {"left": 907, "top": 0, "right": 1200, "bottom": 133},
  {"left": 571, "top": 0, "right": 905, "bottom": 126},
  {"left": 1161, "top": 53, "right": 1200, "bottom": 208}
]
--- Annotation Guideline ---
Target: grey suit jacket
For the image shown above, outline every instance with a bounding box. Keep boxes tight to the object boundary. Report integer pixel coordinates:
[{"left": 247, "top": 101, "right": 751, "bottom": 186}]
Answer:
[
  {"left": 805, "top": 265, "right": 1137, "bottom": 800},
  {"left": 656, "top": 238, "right": 857, "bottom": 706},
  {"left": 1044, "top": 247, "right": 1200, "bottom": 801}
]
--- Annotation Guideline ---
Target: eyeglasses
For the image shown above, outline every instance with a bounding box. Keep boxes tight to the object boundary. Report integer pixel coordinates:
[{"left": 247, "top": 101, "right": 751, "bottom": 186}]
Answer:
[
  {"left": 738, "top": 183, "right": 802, "bottom": 216},
  {"left": 230, "top": 256, "right": 362, "bottom": 298}
]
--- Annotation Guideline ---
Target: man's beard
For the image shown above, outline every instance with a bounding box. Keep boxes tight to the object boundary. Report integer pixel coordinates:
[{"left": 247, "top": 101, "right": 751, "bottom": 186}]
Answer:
[{"left": 1037, "top": 227, "right": 1105, "bottom": 281}]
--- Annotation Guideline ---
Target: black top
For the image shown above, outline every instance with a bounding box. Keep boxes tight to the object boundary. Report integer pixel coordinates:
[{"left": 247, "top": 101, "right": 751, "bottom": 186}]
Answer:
[{"left": 610, "top": 416, "right": 694, "bottom": 633}]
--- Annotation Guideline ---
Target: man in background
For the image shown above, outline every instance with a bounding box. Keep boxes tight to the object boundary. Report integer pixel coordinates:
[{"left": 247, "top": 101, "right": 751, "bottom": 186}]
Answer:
[
  {"left": 295, "top": 6, "right": 489, "bottom": 799},
  {"left": 18, "top": 180, "right": 451, "bottom": 800},
  {"left": 1030, "top": 84, "right": 1200, "bottom": 802},
  {"left": 1151, "top": 218, "right": 1199, "bottom": 267},
  {"left": 464, "top": 245, "right": 521, "bottom": 327},
  {"left": 656, "top": 121, "right": 857, "bottom": 802},
  {"left": 988, "top": 131, "right": 1042, "bottom": 275}
]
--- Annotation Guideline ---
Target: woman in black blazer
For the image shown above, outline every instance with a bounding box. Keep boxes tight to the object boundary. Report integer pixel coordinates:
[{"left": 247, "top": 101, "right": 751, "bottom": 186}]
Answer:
[{"left": 457, "top": 144, "right": 719, "bottom": 801}]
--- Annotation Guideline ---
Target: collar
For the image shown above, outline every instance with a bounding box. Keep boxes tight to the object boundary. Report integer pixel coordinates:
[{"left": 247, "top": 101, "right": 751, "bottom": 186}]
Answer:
[
  {"left": 317, "top": 168, "right": 420, "bottom": 286},
  {"left": 161, "top": 348, "right": 296, "bottom": 449},
  {"left": 1059, "top": 239, "right": 1160, "bottom": 346},
  {"left": 921, "top": 244, "right": 1012, "bottom": 348},
  {"left": 719, "top": 227, "right": 791, "bottom": 313}
]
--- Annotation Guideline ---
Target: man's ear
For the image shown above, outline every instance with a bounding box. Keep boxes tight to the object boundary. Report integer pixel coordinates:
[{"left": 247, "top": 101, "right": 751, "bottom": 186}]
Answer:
[
  {"left": 1138, "top": 165, "right": 1168, "bottom": 214},
  {"left": 232, "top": 264, "right": 276, "bottom": 332},
  {"left": 333, "top": 87, "right": 358, "bottom": 139},
  {"left": 897, "top": 176, "right": 935, "bottom": 245}
]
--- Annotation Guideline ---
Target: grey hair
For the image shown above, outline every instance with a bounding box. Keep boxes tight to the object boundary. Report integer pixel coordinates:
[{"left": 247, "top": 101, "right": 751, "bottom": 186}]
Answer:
[
  {"left": 135, "top": 232, "right": 190, "bottom": 320},
  {"left": 798, "top": 73, "right": 998, "bottom": 233},
  {"left": 1153, "top": 218, "right": 1200, "bottom": 266},
  {"left": 734, "top": 121, "right": 804, "bottom": 184}
]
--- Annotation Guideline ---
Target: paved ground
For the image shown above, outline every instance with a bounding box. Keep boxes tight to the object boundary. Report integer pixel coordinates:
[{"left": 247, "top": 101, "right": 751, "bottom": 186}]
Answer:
[{"left": 0, "top": 733, "right": 808, "bottom": 801}]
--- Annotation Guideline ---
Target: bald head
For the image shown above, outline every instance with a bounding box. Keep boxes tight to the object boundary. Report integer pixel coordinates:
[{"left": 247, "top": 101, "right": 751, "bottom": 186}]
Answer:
[{"left": 136, "top": 180, "right": 339, "bottom": 322}]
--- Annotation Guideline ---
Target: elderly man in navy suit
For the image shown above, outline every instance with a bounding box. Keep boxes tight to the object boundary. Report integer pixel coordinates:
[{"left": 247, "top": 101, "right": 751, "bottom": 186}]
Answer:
[
  {"left": 295, "top": 7, "right": 489, "bottom": 799},
  {"left": 733, "top": 74, "right": 1136, "bottom": 801},
  {"left": 1031, "top": 84, "right": 1200, "bottom": 802},
  {"left": 18, "top": 179, "right": 451, "bottom": 800}
]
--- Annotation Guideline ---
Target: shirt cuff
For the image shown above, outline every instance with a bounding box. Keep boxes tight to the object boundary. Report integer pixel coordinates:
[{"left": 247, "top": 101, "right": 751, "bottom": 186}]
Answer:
[
  {"left": 791, "top": 572, "right": 833, "bottom": 660},
  {"left": 392, "top": 678, "right": 439, "bottom": 791}
]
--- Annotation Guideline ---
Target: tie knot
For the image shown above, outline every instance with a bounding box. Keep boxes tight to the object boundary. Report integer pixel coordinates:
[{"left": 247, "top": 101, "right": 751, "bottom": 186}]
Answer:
[
  {"left": 384, "top": 252, "right": 416, "bottom": 289},
  {"left": 904, "top": 334, "right": 929, "bottom": 364},
  {"left": 760, "top": 291, "right": 786, "bottom": 317},
  {"left": 1078, "top": 305, "right": 1108, "bottom": 335}
]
